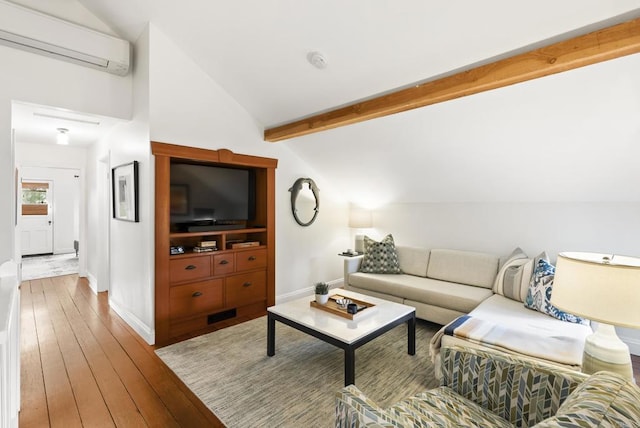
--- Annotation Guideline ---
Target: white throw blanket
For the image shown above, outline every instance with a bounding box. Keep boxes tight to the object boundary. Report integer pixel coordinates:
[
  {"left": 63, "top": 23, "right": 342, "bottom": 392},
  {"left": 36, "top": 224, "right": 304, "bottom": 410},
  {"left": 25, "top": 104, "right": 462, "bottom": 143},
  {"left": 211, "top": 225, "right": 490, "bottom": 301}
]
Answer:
[{"left": 430, "top": 315, "right": 586, "bottom": 366}]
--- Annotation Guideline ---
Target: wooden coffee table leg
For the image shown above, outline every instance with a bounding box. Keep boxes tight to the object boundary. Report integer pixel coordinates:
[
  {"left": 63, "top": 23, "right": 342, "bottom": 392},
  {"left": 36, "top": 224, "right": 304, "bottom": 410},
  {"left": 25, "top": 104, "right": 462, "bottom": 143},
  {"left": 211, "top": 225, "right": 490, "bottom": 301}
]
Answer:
[
  {"left": 267, "top": 313, "right": 275, "bottom": 356},
  {"left": 345, "top": 347, "right": 355, "bottom": 386}
]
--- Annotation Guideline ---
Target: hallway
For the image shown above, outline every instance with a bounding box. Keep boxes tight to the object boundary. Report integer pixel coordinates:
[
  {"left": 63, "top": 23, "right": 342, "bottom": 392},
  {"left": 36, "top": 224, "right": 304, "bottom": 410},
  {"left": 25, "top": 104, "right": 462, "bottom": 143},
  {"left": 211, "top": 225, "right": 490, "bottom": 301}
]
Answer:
[
  {"left": 21, "top": 253, "right": 79, "bottom": 281},
  {"left": 20, "top": 274, "right": 222, "bottom": 427}
]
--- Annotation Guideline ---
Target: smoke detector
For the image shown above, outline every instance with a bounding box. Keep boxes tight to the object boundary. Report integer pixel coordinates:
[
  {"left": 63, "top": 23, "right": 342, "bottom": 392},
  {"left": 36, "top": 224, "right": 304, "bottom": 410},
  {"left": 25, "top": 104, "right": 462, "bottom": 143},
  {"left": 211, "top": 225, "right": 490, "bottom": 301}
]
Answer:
[{"left": 307, "top": 51, "right": 327, "bottom": 69}]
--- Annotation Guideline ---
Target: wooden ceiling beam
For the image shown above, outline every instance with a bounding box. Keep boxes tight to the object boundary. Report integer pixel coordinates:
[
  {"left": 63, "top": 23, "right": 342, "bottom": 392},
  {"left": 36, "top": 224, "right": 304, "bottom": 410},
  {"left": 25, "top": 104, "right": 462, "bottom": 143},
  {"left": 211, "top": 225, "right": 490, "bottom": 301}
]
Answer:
[{"left": 265, "top": 17, "right": 640, "bottom": 142}]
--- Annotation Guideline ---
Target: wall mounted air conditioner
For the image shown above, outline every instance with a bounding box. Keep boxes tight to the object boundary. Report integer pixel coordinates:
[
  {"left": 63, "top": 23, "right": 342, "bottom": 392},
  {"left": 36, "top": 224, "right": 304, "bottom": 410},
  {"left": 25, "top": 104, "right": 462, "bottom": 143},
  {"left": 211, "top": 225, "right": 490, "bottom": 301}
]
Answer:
[{"left": 0, "top": 0, "right": 130, "bottom": 76}]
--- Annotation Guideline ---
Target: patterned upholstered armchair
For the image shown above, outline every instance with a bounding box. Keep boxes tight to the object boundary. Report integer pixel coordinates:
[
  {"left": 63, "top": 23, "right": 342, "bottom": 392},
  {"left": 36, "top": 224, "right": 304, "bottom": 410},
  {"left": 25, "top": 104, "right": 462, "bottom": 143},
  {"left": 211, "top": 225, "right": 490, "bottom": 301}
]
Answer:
[{"left": 336, "top": 346, "right": 640, "bottom": 427}]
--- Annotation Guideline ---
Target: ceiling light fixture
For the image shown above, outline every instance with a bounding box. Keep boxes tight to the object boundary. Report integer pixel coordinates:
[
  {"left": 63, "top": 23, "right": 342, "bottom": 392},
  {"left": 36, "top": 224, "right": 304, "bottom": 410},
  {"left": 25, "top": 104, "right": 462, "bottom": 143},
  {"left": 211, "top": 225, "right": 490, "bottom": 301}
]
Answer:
[
  {"left": 307, "top": 51, "right": 327, "bottom": 69},
  {"left": 56, "top": 128, "right": 69, "bottom": 145}
]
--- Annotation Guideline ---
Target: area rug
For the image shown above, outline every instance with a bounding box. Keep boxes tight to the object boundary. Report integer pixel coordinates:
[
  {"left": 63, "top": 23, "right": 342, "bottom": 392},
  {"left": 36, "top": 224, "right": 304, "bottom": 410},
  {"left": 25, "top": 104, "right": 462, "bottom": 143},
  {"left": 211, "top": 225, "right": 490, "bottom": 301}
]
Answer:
[
  {"left": 21, "top": 253, "right": 79, "bottom": 280},
  {"left": 156, "top": 316, "right": 440, "bottom": 428}
]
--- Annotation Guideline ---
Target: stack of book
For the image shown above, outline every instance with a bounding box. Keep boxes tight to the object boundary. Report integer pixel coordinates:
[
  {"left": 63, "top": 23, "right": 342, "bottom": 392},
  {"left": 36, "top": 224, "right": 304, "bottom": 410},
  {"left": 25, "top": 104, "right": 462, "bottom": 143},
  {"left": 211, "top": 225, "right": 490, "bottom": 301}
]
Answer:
[
  {"left": 192, "top": 246, "right": 215, "bottom": 253},
  {"left": 226, "top": 241, "right": 260, "bottom": 249},
  {"left": 193, "top": 240, "right": 217, "bottom": 252}
]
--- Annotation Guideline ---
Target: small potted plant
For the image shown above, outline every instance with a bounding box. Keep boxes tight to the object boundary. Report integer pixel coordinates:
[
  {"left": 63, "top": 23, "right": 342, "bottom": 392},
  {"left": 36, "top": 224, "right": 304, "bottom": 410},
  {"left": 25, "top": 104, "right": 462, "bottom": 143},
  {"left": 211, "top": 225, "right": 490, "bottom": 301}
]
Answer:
[{"left": 315, "top": 282, "right": 329, "bottom": 305}]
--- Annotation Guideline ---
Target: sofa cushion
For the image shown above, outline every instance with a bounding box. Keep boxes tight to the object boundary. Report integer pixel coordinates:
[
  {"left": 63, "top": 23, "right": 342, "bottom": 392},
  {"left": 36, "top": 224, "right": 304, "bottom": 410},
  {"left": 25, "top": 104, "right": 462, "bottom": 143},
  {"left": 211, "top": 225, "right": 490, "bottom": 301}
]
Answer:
[
  {"left": 524, "top": 258, "right": 588, "bottom": 324},
  {"left": 389, "top": 387, "right": 512, "bottom": 428},
  {"left": 395, "top": 246, "right": 429, "bottom": 277},
  {"left": 493, "top": 247, "right": 531, "bottom": 302},
  {"left": 503, "top": 259, "right": 533, "bottom": 302},
  {"left": 534, "top": 371, "right": 640, "bottom": 427},
  {"left": 500, "top": 246, "right": 527, "bottom": 267},
  {"left": 427, "top": 249, "right": 499, "bottom": 289},
  {"left": 349, "top": 272, "right": 493, "bottom": 313},
  {"left": 359, "top": 234, "right": 402, "bottom": 274}
]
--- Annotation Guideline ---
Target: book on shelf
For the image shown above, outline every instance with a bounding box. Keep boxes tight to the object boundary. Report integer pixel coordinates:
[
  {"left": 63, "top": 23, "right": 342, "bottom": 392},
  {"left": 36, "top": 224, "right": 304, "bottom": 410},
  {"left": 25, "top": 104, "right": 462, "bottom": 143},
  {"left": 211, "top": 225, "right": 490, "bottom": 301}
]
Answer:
[
  {"left": 193, "top": 246, "right": 216, "bottom": 253},
  {"left": 198, "top": 240, "right": 218, "bottom": 248},
  {"left": 226, "top": 241, "right": 260, "bottom": 249}
]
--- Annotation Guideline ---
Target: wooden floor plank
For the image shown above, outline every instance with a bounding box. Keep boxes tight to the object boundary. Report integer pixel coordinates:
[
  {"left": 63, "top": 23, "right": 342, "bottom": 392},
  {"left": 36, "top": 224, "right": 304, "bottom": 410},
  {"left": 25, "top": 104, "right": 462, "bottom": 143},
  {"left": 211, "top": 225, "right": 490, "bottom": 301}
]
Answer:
[
  {"left": 50, "top": 277, "right": 149, "bottom": 427},
  {"left": 31, "top": 277, "right": 83, "bottom": 428},
  {"left": 56, "top": 279, "right": 181, "bottom": 428},
  {"left": 21, "top": 274, "right": 225, "bottom": 427},
  {"left": 41, "top": 277, "right": 115, "bottom": 428},
  {"left": 19, "top": 281, "right": 50, "bottom": 427},
  {"left": 62, "top": 276, "right": 222, "bottom": 427}
]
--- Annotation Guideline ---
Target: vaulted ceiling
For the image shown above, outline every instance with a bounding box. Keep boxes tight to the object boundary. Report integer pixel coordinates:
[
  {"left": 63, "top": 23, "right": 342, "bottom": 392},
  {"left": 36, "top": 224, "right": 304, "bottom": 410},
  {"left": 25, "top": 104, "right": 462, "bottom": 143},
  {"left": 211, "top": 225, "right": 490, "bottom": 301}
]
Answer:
[
  {"left": 13, "top": 0, "right": 640, "bottom": 204},
  {"left": 77, "top": 0, "right": 640, "bottom": 129}
]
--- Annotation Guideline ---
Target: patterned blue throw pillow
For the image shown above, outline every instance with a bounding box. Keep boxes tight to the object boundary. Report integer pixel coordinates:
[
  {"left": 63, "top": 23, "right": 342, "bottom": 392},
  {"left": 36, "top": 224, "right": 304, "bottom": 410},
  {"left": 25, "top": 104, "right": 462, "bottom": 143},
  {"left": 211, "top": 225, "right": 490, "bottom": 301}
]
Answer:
[
  {"left": 524, "top": 258, "right": 588, "bottom": 324},
  {"left": 358, "top": 234, "right": 402, "bottom": 274}
]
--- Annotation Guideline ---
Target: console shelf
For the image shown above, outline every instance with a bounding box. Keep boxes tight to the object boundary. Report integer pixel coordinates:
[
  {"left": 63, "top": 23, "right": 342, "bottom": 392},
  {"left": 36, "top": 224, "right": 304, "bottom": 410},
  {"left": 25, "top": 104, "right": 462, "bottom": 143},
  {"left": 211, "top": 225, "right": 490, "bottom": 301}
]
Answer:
[
  {"left": 169, "top": 227, "right": 267, "bottom": 239},
  {"left": 169, "top": 245, "right": 267, "bottom": 259},
  {"left": 152, "top": 142, "right": 277, "bottom": 347}
]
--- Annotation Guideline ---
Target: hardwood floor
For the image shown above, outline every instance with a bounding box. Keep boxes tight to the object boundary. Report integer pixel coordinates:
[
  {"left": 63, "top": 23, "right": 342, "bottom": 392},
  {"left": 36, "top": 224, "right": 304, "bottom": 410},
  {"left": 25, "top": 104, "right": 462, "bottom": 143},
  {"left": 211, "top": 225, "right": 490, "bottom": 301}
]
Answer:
[
  {"left": 20, "top": 274, "right": 224, "bottom": 427},
  {"left": 20, "top": 274, "right": 640, "bottom": 427}
]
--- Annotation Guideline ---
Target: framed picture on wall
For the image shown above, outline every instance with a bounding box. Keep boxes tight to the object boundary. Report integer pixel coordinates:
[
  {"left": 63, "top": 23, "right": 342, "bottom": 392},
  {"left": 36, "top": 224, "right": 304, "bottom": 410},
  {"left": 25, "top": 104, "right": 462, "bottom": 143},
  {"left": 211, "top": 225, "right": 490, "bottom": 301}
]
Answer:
[{"left": 112, "top": 161, "right": 139, "bottom": 222}]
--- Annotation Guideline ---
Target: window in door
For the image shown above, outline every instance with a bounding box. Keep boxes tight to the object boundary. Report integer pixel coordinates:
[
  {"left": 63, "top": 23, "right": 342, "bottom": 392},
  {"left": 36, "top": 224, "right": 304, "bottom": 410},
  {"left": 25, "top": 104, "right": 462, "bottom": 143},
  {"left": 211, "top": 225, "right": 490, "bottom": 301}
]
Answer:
[{"left": 22, "top": 182, "right": 49, "bottom": 215}]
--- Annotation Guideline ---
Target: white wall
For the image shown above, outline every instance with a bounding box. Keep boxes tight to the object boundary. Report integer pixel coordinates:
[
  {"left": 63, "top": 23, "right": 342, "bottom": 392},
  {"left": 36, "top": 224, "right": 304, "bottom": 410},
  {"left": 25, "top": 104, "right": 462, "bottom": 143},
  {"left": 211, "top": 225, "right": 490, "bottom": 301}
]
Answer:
[
  {"left": 9, "top": 0, "right": 118, "bottom": 35},
  {"left": 99, "top": 25, "right": 154, "bottom": 343},
  {"left": 148, "top": 24, "right": 348, "bottom": 304},
  {"left": 372, "top": 202, "right": 640, "bottom": 260},
  {"left": 370, "top": 202, "right": 640, "bottom": 354},
  {"left": 93, "top": 24, "right": 350, "bottom": 345},
  {"left": 0, "top": 42, "right": 132, "bottom": 266},
  {"left": 85, "top": 139, "right": 111, "bottom": 292}
]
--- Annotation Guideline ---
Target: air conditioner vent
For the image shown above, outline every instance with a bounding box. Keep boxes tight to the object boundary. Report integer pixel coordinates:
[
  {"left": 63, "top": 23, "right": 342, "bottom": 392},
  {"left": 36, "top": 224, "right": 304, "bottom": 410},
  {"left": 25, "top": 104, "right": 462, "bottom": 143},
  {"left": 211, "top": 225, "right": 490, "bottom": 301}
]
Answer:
[{"left": 0, "top": 0, "right": 130, "bottom": 76}]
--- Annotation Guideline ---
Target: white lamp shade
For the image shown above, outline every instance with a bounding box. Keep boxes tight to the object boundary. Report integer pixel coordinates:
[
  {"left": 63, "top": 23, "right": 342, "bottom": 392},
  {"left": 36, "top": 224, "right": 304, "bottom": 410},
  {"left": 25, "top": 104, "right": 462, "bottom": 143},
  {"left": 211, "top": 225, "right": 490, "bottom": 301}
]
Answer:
[
  {"left": 348, "top": 206, "right": 372, "bottom": 228},
  {"left": 552, "top": 252, "right": 640, "bottom": 329}
]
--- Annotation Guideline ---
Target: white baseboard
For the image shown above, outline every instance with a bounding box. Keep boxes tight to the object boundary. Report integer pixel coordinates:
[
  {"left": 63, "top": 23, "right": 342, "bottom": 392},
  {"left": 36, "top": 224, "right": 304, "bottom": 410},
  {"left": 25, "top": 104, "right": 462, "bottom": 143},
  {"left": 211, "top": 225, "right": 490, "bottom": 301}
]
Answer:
[
  {"left": 86, "top": 272, "right": 98, "bottom": 294},
  {"left": 108, "top": 298, "right": 155, "bottom": 345},
  {"left": 276, "top": 278, "right": 343, "bottom": 304}
]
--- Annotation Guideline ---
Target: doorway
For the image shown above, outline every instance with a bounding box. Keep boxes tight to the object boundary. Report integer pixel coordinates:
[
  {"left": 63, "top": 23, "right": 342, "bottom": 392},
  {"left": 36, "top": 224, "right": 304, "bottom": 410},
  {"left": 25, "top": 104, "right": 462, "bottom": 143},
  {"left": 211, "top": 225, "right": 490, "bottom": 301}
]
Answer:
[
  {"left": 12, "top": 101, "right": 118, "bottom": 289},
  {"left": 19, "top": 166, "right": 81, "bottom": 280},
  {"left": 20, "top": 180, "right": 54, "bottom": 255}
]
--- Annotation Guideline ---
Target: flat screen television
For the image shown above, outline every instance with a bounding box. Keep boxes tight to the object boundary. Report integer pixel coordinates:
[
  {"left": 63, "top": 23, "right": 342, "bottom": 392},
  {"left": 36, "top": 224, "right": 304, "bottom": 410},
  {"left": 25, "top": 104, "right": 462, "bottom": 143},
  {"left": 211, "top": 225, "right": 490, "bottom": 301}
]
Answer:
[{"left": 170, "top": 162, "right": 255, "bottom": 231}]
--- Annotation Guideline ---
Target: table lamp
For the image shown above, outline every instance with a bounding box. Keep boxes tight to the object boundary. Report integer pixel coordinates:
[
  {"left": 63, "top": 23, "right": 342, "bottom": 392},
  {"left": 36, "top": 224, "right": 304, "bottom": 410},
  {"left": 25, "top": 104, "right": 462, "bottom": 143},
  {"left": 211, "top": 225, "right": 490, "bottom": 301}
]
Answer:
[
  {"left": 348, "top": 204, "right": 372, "bottom": 254},
  {"left": 552, "top": 252, "right": 640, "bottom": 381}
]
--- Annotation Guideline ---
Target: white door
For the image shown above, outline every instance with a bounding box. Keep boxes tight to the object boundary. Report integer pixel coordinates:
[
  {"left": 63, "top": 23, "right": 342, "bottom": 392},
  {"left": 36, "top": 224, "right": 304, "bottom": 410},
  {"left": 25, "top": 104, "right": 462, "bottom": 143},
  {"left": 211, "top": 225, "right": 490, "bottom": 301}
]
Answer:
[{"left": 21, "top": 180, "right": 53, "bottom": 256}]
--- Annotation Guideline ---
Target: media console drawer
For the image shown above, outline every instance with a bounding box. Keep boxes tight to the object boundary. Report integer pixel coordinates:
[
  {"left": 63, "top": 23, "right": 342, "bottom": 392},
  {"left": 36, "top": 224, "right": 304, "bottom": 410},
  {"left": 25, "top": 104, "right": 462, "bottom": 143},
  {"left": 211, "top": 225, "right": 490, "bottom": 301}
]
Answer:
[
  {"left": 170, "top": 256, "right": 211, "bottom": 283},
  {"left": 226, "top": 270, "right": 266, "bottom": 307},
  {"left": 169, "top": 279, "right": 224, "bottom": 319},
  {"left": 213, "top": 253, "right": 235, "bottom": 275},
  {"left": 235, "top": 249, "right": 267, "bottom": 272}
]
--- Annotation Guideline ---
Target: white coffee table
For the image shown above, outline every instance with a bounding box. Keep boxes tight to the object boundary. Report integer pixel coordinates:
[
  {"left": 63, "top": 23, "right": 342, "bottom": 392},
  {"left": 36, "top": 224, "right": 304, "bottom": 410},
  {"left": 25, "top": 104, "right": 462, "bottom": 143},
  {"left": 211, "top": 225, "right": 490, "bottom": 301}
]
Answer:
[{"left": 267, "top": 289, "right": 416, "bottom": 386}]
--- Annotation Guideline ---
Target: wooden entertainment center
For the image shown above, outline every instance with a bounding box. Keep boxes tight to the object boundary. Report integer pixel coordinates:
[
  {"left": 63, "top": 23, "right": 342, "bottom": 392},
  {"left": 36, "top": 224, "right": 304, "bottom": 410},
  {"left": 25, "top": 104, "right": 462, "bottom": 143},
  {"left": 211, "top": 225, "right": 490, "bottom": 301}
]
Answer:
[{"left": 152, "top": 142, "right": 277, "bottom": 346}]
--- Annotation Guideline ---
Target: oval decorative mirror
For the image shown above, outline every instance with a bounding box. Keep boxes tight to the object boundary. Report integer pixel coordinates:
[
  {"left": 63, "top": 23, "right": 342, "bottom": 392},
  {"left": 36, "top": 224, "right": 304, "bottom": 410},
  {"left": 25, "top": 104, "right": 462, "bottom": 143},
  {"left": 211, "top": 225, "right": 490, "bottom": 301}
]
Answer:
[{"left": 289, "top": 178, "right": 320, "bottom": 226}]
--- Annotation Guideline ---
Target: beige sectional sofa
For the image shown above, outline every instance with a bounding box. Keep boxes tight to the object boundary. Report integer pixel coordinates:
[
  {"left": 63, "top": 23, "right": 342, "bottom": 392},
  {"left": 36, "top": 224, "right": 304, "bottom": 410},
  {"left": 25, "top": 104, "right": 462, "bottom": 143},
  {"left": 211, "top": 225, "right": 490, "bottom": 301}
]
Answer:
[
  {"left": 345, "top": 247, "right": 498, "bottom": 325},
  {"left": 343, "top": 246, "right": 593, "bottom": 371}
]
